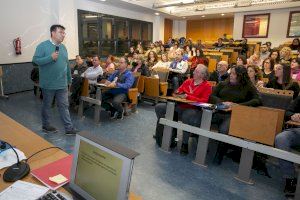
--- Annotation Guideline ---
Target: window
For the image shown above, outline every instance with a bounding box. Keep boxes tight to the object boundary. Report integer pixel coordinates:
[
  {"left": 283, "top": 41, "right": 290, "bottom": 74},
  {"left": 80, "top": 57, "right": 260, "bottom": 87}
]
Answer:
[
  {"left": 242, "top": 14, "right": 270, "bottom": 38},
  {"left": 78, "top": 10, "right": 153, "bottom": 57},
  {"left": 287, "top": 11, "right": 300, "bottom": 38}
]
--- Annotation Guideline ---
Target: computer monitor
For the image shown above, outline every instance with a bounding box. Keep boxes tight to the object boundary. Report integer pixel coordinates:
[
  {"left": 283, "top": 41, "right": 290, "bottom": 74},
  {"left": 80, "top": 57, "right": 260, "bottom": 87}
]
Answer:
[{"left": 69, "top": 132, "right": 139, "bottom": 200}]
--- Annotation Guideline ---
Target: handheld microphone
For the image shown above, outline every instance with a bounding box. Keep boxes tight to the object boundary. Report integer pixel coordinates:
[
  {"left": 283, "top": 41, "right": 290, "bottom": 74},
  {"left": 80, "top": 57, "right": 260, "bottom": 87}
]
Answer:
[
  {"left": 55, "top": 46, "right": 59, "bottom": 53},
  {"left": 1, "top": 140, "right": 30, "bottom": 182}
]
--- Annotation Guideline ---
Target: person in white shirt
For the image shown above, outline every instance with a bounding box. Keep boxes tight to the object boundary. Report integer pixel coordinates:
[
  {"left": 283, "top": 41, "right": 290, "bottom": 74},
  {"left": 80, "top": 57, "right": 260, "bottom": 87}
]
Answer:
[
  {"left": 81, "top": 55, "right": 103, "bottom": 84},
  {"left": 151, "top": 53, "right": 171, "bottom": 70},
  {"left": 169, "top": 50, "right": 188, "bottom": 91}
]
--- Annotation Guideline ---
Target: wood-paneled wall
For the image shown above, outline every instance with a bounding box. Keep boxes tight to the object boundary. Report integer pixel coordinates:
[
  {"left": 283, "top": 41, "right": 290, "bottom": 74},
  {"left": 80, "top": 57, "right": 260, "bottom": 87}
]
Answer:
[
  {"left": 164, "top": 18, "right": 173, "bottom": 43},
  {"left": 186, "top": 17, "right": 234, "bottom": 42}
]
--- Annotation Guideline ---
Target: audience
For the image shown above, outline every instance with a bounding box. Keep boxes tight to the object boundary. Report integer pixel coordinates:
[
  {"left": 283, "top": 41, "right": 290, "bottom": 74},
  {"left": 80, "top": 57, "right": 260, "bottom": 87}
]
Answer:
[
  {"left": 169, "top": 50, "right": 188, "bottom": 91},
  {"left": 102, "top": 57, "right": 135, "bottom": 120},
  {"left": 240, "top": 38, "right": 248, "bottom": 57},
  {"left": 152, "top": 53, "right": 171, "bottom": 70},
  {"left": 280, "top": 47, "right": 292, "bottom": 65},
  {"left": 236, "top": 56, "right": 247, "bottom": 67},
  {"left": 260, "top": 44, "right": 271, "bottom": 61},
  {"left": 289, "top": 38, "right": 300, "bottom": 51},
  {"left": 81, "top": 55, "right": 103, "bottom": 84},
  {"left": 154, "top": 64, "right": 212, "bottom": 150},
  {"left": 72, "top": 55, "right": 87, "bottom": 77},
  {"left": 190, "top": 49, "right": 208, "bottom": 74},
  {"left": 136, "top": 43, "right": 144, "bottom": 54},
  {"left": 146, "top": 51, "right": 158, "bottom": 69},
  {"left": 127, "top": 46, "right": 135, "bottom": 58},
  {"left": 266, "top": 63, "right": 299, "bottom": 99},
  {"left": 209, "top": 61, "right": 229, "bottom": 83},
  {"left": 247, "top": 65, "right": 264, "bottom": 88},
  {"left": 270, "top": 49, "right": 280, "bottom": 64},
  {"left": 131, "top": 55, "right": 150, "bottom": 76},
  {"left": 247, "top": 52, "right": 262, "bottom": 68},
  {"left": 214, "top": 38, "right": 225, "bottom": 50},
  {"left": 291, "top": 58, "right": 300, "bottom": 80},
  {"left": 145, "top": 43, "right": 157, "bottom": 56},
  {"left": 210, "top": 66, "right": 261, "bottom": 164},
  {"left": 262, "top": 58, "right": 275, "bottom": 80},
  {"left": 275, "top": 96, "right": 300, "bottom": 195}
]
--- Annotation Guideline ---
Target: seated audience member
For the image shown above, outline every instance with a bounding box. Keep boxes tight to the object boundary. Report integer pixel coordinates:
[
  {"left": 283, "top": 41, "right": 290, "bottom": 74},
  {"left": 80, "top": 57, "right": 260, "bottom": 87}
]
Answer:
[
  {"left": 72, "top": 55, "right": 87, "bottom": 77},
  {"left": 169, "top": 50, "right": 189, "bottom": 91},
  {"left": 152, "top": 53, "right": 171, "bottom": 70},
  {"left": 127, "top": 46, "right": 135, "bottom": 58},
  {"left": 226, "top": 38, "right": 236, "bottom": 47},
  {"left": 280, "top": 47, "right": 292, "bottom": 65},
  {"left": 262, "top": 58, "right": 275, "bottom": 80},
  {"left": 247, "top": 52, "right": 262, "bottom": 68},
  {"left": 260, "top": 44, "right": 271, "bottom": 61},
  {"left": 102, "top": 57, "right": 135, "bottom": 120},
  {"left": 154, "top": 65, "right": 212, "bottom": 150},
  {"left": 247, "top": 65, "right": 264, "bottom": 88},
  {"left": 290, "top": 38, "right": 300, "bottom": 51},
  {"left": 240, "top": 38, "right": 249, "bottom": 57},
  {"left": 145, "top": 43, "right": 157, "bottom": 56},
  {"left": 222, "top": 33, "right": 229, "bottom": 42},
  {"left": 275, "top": 96, "right": 300, "bottom": 195},
  {"left": 270, "top": 49, "right": 280, "bottom": 64},
  {"left": 195, "top": 39, "right": 205, "bottom": 49},
  {"left": 210, "top": 66, "right": 261, "bottom": 164},
  {"left": 184, "top": 45, "right": 193, "bottom": 58},
  {"left": 168, "top": 43, "right": 179, "bottom": 59},
  {"left": 85, "top": 56, "right": 93, "bottom": 67},
  {"left": 180, "top": 65, "right": 212, "bottom": 155},
  {"left": 145, "top": 51, "right": 158, "bottom": 69},
  {"left": 209, "top": 61, "right": 229, "bottom": 83},
  {"left": 265, "top": 41, "right": 272, "bottom": 52},
  {"left": 214, "top": 38, "right": 225, "bottom": 50},
  {"left": 190, "top": 49, "right": 209, "bottom": 74},
  {"left": 102, "top": 55, "right": 115, "bottom": 79},
  {"left": 81, "top": 55, "right": 103, "bottom": 84},
  {"left": 136, "top": 43, "right": 144, "bottom": 54},
  {"left": 131, "top": 55, "right": 150, "bottom": 76},
  {"left": 266, "top": 63, "right": 300, "bottom": 99},
  {"left": 236, "top": 56, "right": 247, "bottom": 67},
  {"left": 291, "top": 58, "right": 300, "bottom": 80},
  {"left": 159, "top": 45, "right": 166, "bottom": 55}
]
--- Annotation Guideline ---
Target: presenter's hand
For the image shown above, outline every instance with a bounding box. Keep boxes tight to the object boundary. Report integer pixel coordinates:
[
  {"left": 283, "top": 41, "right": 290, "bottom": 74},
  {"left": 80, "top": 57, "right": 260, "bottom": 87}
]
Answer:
[
  {"left": 291, "top": 113, "right": 300, "bottom": 122},
  {"left": 52, "top": 52, "right": 59, "bottom": 61}
]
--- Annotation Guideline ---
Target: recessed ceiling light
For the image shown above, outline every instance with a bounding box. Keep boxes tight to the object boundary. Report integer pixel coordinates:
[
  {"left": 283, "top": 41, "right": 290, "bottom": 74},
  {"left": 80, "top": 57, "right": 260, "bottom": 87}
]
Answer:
[
  {"left": 182, "top": 16, "right": 186, "bottom": 19},
  {"left": 221, "top": 13, "right": 225, "bottom": 16},
  {"left": 100, "top": 0, "right": 106, "bottom": 1},
  {"left": 155, "top": 12, "right": 160, "bottom": 16},
  {"left": 201, "top": 15, "right": 205, "bottom": 17}
]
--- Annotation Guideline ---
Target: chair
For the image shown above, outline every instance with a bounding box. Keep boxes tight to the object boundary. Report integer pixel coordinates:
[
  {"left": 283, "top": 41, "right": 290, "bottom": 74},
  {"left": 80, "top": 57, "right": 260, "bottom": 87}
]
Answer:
[
  {"left": 123, "top": 73, "right": 140, "bottom": 114},
  {"left": 258, "top": 88, "right": 294, "bottom": 110},
  {"left": 208, "top": 59, "right": 217, "bottom": 73}
]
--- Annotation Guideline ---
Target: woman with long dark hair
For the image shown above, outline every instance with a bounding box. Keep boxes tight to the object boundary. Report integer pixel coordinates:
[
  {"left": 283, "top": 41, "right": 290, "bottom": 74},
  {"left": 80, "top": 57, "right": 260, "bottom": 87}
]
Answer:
[
  {"left": 266, "top": 63, "right": 299, "bottom": 99},
  {"left": 262, "top": 58, "right": 275, "bottom": 80},
  {"left": 210, "top": 65, "right": 261, "bottom": 164}
]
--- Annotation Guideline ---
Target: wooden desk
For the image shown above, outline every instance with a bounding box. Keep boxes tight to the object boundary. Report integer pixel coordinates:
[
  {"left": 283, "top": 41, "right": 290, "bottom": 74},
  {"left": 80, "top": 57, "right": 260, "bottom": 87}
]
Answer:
[
  {"left": 159, "top": 96, "right": 196, "bottom": 104},
  {"left": 0, "top": 112, "right": 142, "bottom": 200}
]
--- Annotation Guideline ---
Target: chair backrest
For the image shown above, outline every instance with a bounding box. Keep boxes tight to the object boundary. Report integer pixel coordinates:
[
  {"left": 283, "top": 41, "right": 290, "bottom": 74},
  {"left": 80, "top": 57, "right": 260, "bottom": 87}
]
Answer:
[
  {"left": 258, "top": 88, "right": 294, "bottom": 110},
  {"left": 131, "top": 72, "right": 141, "bottom": 89},
  {"left": 152, "top": 68, "right": 169, "bottom": 82},
  {"left": 208, "top": 59, "right": 217, "bottom": 73},
  {"left": 81, "top": 78, "right": 89, "bottom": 97},
  {"left": 144, "top": 77, "right": 160, "bottom": 97}
]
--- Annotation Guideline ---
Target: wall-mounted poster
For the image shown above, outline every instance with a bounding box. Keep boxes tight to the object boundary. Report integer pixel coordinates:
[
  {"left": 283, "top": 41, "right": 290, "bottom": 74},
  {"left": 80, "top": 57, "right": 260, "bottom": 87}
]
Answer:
[
  {"left": 287, "top": 11, "right": 300, "bottom": 38},
  {"left": 242, "top": 14, "right": 270, "bottom": 38}
]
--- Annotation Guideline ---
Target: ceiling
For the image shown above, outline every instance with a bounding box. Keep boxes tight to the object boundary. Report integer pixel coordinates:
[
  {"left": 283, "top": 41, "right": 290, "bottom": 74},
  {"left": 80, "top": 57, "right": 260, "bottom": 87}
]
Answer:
[{"left": 102, "top": 0, "right": 300, "bottom": 19}]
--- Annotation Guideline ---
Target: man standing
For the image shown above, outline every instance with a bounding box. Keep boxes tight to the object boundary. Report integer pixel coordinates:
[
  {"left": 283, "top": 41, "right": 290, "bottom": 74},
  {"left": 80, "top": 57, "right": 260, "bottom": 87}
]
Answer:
[{"left": 32, "top": 24, "right": 77, "bottom": 135}]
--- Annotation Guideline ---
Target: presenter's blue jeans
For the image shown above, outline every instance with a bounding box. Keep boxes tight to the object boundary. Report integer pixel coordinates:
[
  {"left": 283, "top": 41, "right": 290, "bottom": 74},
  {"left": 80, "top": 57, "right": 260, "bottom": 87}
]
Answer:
[
  {"left": 275, "top": 128, "right": 300, "bottom": 178},
  {"left": 41, "top": 88, "right": 73, "bottom": 132}
]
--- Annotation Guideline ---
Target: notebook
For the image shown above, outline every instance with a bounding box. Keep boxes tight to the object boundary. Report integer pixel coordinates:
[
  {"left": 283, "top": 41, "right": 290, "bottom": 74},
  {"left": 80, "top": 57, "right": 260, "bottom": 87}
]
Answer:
[{"left": 31, "top": 155, "right": 73, "bottom": 190}]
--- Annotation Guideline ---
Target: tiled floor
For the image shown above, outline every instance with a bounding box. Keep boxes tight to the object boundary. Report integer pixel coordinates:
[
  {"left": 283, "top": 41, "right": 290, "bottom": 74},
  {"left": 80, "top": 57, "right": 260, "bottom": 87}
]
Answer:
[{"left": 0, "top": 91, "right": 287, "bottom": 200}]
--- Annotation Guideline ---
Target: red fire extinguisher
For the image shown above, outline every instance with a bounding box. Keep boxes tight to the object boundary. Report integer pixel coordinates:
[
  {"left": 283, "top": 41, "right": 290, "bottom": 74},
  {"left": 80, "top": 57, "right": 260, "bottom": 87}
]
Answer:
[{"left": 13, "top": 37, "right": 21, "bottom": 55}]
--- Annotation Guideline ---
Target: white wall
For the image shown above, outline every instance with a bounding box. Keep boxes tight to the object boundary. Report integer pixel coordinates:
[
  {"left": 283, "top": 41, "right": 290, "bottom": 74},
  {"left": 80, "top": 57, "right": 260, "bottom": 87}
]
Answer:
[
  {"left": 233, "top": 7, "right": 300, "bottom": 47},
  {"left": 0, "top": 0, "right": 164, "bottom": 64},
  {"left": 172, "top": 20, "right": 187, "bottom": 39},
  {"left": 0, "top": 0, "right": 57, "bottom": 64}
]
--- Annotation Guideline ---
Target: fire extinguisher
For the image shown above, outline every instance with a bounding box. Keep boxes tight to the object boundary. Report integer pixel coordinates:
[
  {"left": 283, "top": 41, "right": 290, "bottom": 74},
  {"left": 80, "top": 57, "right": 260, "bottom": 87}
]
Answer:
[{"left": 13, "top": 37, "right": 21, "bottom": 55}]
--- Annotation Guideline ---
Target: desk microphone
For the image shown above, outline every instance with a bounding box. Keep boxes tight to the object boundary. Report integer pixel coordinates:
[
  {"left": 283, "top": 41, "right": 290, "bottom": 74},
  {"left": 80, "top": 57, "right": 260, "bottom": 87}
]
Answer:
[{"left": 1, "top": 140, "right": 30, "bottom": 182}]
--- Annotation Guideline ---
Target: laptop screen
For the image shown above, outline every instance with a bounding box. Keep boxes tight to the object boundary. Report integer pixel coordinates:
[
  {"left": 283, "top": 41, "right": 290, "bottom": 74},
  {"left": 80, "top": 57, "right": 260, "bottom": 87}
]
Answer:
[{"left": 69, "top": 132, "right": 139, "bottom": 200}]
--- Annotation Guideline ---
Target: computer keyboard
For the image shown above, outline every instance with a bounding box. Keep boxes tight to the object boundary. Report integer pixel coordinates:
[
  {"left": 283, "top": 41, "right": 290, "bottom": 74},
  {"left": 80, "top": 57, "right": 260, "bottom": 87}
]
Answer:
[{"left": 37, "top": 190, "right": 72, "bottom": 200}]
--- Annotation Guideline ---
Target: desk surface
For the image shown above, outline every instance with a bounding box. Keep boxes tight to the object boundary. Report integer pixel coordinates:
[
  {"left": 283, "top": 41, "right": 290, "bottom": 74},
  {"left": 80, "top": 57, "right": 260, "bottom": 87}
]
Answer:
[
  {"left": 160, "top": 96, "right": 196, "bottom": 104},
  {"left": 0, "top": 112, "right": 142, "bottom": 200}
]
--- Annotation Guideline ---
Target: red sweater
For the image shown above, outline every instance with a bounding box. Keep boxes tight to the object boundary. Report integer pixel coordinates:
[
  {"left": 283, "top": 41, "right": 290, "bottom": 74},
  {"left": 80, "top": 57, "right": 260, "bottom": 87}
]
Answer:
[{"left": 177, "top": 79, "right": 212, "bottom": 103}]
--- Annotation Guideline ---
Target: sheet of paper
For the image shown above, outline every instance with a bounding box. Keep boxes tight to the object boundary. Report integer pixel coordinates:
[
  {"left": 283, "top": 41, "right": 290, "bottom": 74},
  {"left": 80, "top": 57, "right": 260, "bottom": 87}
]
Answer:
[
  {"left": 49, "top": 174, "right": 68, "bottom": 184},
  {"left": 0, "top": 148, "right": 27, "bottom": 169},
  {"left": 0, "top": 180, "right": 49, "bottom": 200}
]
